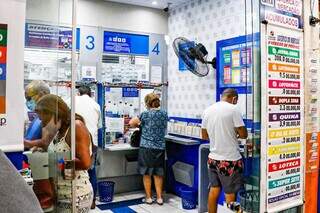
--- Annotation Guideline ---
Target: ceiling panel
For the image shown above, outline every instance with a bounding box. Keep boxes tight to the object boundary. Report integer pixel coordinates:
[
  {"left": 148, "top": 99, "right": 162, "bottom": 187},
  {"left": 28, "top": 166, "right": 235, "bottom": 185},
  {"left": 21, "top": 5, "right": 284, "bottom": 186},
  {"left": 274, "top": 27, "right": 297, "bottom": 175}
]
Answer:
[{"left": 104, "top": 0, "right": 188, "bottom": 9}]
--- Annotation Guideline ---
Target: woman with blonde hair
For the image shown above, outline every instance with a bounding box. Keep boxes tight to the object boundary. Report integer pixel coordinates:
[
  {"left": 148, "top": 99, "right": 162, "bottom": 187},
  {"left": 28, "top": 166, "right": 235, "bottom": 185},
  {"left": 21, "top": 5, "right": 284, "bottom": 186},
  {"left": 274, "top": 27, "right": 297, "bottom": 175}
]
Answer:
[
  {"left": 129, "top": 93, "right": 168, "bottom": 205},
  {"left": 35, "top": 94, "right": 93, "bottom": 212}
]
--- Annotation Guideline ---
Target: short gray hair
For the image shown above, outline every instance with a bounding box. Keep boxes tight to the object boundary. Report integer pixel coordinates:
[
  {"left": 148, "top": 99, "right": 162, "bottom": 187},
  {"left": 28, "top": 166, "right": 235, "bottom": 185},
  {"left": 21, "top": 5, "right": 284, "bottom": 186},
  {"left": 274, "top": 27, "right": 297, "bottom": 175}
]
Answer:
[
  {"left": 26, "top": 81, "right": 50, "bottom": 96},
  {"left": 222, "top": 88, "right": 238, "bottom": 99}
]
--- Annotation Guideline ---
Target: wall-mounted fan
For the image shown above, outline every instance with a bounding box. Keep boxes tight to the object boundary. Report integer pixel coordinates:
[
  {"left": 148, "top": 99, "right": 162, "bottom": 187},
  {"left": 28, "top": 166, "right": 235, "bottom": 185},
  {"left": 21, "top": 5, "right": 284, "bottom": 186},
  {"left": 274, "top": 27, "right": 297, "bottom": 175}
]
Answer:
[{"left": 172, "top": 37, "right": 216, "bottom": 77}]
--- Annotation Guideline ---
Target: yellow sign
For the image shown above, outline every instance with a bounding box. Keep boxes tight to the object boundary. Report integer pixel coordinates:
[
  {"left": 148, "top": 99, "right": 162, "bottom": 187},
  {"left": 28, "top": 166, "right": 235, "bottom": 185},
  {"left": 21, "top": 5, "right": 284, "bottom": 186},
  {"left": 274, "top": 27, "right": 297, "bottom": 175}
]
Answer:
[
  {"left": 268, "top": 143, "right": 300, "bottom": 155},
  {"left": 268, "top": 128, "right": 300, "bottom": 139}
]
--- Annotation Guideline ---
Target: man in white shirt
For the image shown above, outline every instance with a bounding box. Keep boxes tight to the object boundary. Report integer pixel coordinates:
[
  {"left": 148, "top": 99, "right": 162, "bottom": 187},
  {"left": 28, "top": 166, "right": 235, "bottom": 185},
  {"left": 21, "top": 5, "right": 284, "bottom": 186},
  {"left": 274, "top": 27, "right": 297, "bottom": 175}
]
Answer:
[
  {"left": 76, "top": 86, "right": 102, "bottom": 146},
  {"left": 201, "top": 88, "right": 247, "bottom": 213},
  {"left": 75, "top": 85, "right": 102, "bottom": 209}
]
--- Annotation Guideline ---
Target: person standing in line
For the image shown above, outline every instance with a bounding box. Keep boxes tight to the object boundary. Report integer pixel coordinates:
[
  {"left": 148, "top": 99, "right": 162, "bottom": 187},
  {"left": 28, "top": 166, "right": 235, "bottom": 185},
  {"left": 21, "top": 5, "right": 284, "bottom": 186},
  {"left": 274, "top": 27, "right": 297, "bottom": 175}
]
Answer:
[
  {"left": 201, "top": 88, "right": 247, "bottom": 213},
  {"left": 36, "top": 94, "right": 93, "bottom": 213},
  {"left": 129, "top": 93, "right": 168, "bottom": 205},
  {"left": 75, "top": 85, "right": 102, "bottom": 209},
  {"left": 24, "top": 80, "right": 53, "bottom": 150},
  {"left": 23, "top": 81, "right": 57, "bottom": 211}
]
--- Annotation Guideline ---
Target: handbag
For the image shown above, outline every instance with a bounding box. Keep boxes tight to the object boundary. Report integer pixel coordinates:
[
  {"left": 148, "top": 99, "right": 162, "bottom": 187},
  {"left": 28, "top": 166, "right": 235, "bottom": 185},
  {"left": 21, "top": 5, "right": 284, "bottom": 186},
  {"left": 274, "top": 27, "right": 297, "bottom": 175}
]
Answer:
[{"left": 130, "top": 127, "right": 141, "bottom": 147}]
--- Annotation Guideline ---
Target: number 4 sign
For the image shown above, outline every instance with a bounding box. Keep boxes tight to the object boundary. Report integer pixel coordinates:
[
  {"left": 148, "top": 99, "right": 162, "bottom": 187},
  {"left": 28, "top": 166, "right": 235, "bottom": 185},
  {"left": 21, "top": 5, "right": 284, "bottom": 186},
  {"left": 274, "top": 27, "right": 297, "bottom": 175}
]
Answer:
[{"left": 152, "top": 42, "right": 160, "bottom": 55}]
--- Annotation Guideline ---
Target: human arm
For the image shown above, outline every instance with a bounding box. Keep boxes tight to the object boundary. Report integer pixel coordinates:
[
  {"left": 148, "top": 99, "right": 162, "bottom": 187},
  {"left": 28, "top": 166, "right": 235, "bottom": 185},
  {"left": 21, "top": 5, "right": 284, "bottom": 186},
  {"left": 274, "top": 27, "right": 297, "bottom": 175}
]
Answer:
[
  {"left": 67, "top": 120, "right": 91, "bottom": 170},
  {"left": 201, "top": 128, "right": 209, "bottom": 140},
  {"left": 235, "top": 126, "right": 248, "bottom": 139},
  {"left": 129, "top": 117, "right": 141, "bottom": 128},
  {"left": 201, "top": 110, "right": 209, "bottom": 141},
  {"left": 26, "top": 128, "right": 54, "bottom": 150},
  {"left": 233, "top": 110, "right": 248, "bottom": 139}
]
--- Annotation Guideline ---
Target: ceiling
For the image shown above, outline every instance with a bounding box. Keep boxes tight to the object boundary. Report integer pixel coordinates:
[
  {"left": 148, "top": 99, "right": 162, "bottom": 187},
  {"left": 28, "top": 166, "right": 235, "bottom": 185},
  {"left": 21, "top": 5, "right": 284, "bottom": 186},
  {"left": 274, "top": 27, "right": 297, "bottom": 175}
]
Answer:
[{"left": 104, "top": 0, "right": 188, "bottom": 9}]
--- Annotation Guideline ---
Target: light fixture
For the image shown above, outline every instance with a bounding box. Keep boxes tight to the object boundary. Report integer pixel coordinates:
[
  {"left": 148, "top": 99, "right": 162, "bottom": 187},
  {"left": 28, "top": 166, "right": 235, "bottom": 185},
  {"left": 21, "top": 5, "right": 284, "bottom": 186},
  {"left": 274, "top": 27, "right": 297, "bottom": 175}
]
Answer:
[{"left": 152, "top": 1, "right": 158, "bottom": 5}]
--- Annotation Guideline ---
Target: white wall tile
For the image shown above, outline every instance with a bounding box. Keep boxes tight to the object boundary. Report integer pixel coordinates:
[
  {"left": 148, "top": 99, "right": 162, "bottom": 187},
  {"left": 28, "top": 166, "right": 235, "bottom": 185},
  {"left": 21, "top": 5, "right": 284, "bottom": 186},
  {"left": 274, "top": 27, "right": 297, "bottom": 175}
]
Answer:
[{"left": 168, "top": 0, "right": 247, "bottom": 118}]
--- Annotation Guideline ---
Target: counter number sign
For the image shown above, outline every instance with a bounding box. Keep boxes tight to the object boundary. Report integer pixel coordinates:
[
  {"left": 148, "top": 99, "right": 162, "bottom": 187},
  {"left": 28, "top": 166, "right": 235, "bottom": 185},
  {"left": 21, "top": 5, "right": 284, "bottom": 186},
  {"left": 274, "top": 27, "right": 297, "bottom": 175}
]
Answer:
[
  {"left": 152, "top": 42, "right": 160, "bottom": 55},
  {"left": 86, "top": 35, "right": 95, "bottom": 50}
]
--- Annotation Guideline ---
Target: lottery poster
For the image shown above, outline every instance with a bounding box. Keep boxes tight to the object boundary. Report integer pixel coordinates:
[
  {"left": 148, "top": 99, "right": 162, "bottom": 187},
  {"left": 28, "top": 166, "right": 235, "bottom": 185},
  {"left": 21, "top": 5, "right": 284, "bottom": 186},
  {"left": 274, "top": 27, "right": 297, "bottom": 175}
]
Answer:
[
  {"left": 265, "top": 25, "right": 304, "bottom": 211},
  {"left": 0, "top": 24, "right": 7, "bottom": 115},
  {"left": 261, "top": 0, "right": 303, "bottom": 30}
]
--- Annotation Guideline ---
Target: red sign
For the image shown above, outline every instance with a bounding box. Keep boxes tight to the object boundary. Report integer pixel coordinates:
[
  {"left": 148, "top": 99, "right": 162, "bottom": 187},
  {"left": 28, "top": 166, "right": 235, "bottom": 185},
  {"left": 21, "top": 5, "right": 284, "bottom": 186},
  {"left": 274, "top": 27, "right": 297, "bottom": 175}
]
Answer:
[
  {"left": 268, "top": 159, "right": 300, "bottom": 172},
  {"left": 269, "top": 79, "right": 300, "bottom": 89},
  {"left": 269, "top": 97, "right": 300, "bottom": 105},
  {"left": 0, "top": 46, "right": 7, "bottom": 63}
]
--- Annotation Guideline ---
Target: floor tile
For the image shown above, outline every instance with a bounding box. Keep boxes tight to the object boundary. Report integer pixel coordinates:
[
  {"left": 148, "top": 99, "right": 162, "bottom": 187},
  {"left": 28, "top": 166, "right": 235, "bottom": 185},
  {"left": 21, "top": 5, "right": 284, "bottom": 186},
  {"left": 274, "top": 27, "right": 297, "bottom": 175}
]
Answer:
[
  {"left": 123, "top": 191, "right": 145, "bottom": 200},
  {"left": 130, "top": 205, "right": 151, "bottom": 213},
  {"left": 139, "top": 203, "right": 185, "bottom": 213}
]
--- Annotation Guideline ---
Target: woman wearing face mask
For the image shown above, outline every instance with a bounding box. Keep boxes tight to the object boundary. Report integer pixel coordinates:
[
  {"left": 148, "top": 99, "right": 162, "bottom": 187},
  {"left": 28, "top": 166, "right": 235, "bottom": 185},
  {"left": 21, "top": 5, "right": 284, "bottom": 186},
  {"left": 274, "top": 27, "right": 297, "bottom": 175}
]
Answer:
[{"left": 35, "top": 94, "right": 93, "bottom": 213}]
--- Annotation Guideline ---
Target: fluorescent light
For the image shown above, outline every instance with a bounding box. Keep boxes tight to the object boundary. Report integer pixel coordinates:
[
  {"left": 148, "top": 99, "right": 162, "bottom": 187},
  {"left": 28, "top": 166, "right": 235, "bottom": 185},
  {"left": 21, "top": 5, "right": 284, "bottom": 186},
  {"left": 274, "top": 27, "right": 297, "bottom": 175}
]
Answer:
[{"left": 152, "top": 1, "right": 158, "bottom": 5}]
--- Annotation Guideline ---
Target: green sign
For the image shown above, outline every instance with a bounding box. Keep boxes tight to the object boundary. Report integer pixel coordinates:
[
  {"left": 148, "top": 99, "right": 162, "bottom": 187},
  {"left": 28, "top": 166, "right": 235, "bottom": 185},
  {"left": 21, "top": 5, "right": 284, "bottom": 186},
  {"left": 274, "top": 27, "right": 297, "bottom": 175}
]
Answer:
[
  {"left": 0, "top": 29, "right": 7, "bottom": 46},
  {"left": 268, "top": 46, "right": 300, "bottom": 58},
  {"left": 223, "top": 51, "right": 231, "bottom": 64},
  {"left": 268, "top": 175, "right": 300, "bottom": 189}
]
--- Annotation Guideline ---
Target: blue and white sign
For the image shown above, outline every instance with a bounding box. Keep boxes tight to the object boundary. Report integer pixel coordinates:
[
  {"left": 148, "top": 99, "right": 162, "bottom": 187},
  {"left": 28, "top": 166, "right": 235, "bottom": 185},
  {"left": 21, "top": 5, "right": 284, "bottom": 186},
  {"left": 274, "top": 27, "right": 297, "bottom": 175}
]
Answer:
[
  {"left": 103, "top": 31, "right": 149, "bottom": 55},
  {"left": 25, "top": 23, "right": 80, "bottom": 50},
  {"left": 122, "top": 87, "right": 139, "bottom": 97}
]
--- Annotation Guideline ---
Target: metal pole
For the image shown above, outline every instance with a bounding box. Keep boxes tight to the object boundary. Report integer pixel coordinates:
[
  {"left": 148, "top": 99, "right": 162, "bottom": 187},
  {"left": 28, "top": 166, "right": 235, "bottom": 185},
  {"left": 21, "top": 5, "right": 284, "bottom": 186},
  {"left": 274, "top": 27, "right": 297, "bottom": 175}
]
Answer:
[{"left": 71, "top": 0, "right": 78, "bottom": 212}]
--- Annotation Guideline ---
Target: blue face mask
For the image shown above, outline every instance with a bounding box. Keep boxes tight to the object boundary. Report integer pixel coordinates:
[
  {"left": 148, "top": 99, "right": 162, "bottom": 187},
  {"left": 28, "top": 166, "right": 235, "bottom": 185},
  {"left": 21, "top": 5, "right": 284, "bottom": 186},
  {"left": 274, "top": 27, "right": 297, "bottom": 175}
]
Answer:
[{"left": 26, "top": 99, "right": 36, "bottom": 111}]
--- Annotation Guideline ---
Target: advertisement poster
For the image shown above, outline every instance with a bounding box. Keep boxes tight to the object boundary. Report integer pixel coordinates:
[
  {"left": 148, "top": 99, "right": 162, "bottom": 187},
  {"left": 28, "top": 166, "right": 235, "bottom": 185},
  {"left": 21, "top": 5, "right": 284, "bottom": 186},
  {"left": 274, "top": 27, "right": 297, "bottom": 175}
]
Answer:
[
  {"left": 103, "top": 31, "right": 149, "bottom": 55},
  {"left": 0, "top": 0, "right": 25, "bottom": 151},
  {"left": 261, "top": 0, "right": 303, "bottom": 29},
  {"left": 219, "top": 42, "right": 255, "bottom": 87},
  {"left": 266, "top": 25, "right": 304, "bottom": 211},
  {"left": 0, "top": 24, "right": 7, "bottom": 115},
  {"left": 25, "top": 23, "right": 80, "bottom": 50}
]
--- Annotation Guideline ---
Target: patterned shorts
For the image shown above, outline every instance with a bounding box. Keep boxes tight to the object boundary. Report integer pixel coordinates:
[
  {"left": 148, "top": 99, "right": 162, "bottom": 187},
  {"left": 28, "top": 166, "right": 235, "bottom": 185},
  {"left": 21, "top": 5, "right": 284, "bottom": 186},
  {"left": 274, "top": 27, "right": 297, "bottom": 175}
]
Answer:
[{"left": 207, "top": 158, "right": 244, "bottom": 194}]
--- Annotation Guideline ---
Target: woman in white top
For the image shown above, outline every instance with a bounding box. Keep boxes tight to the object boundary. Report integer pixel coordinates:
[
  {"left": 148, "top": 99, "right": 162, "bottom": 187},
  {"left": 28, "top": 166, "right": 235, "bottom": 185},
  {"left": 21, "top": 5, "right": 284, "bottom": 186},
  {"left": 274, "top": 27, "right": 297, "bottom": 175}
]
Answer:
[{"left": 35, "top": 94, "right": 93, "bottom": 213}]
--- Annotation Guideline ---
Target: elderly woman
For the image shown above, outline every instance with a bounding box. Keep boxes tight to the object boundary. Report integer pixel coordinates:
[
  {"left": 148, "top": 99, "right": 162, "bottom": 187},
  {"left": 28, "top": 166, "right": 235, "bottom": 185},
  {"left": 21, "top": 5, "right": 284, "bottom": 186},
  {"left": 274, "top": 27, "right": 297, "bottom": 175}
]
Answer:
[
  {"left": 129, "top": 93, "right": 168, "bottom": 205},
  {"left": 35, "top": 94, "right": 93, "bottom": 213}
]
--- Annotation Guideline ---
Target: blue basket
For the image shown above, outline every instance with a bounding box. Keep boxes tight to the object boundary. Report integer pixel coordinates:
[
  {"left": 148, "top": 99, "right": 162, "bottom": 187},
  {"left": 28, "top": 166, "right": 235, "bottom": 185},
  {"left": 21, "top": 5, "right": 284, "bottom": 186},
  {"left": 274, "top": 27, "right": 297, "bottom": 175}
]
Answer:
[
  {"left": 98, "top": 181, "right": 115, "bottom": 203},
  {"left": 180, "top": 187, "right": 197, "bottom": 210}
]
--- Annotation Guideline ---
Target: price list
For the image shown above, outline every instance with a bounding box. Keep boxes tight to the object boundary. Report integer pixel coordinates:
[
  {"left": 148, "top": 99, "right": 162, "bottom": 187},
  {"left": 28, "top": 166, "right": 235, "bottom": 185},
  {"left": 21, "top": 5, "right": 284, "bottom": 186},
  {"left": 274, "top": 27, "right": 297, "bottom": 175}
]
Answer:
[{"left": 266, "top": 26, "right": 303, "bottom": 209}]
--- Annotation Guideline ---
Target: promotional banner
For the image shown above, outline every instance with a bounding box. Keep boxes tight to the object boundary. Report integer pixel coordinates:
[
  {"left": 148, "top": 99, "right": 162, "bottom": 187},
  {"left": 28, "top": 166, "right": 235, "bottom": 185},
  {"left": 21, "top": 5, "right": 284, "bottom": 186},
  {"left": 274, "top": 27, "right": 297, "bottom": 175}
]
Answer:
[
  {"left": 265, "top": 25, "right": 304, "bottom": 212},
  {"left": 103, "top": 31, "right": 149, "bottom": 55},
  {"left": 25, "top": 23, "right": 80, "bottom": 50},
  {"left": 261, "top": 0, "right": 303, "bottom": 29},
  {"left": 0, "top": 0, "right": 26, "bottom": 151}
]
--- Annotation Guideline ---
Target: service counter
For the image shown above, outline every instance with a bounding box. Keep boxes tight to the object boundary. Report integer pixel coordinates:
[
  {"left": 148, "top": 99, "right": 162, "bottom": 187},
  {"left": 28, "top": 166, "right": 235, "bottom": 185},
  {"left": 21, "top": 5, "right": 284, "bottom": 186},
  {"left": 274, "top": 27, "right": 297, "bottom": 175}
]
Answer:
[
  {"left": 165, "top": 134, "right": 205, "bottom": 201},
  {"left": 97, "top": 135, "right": 205, "bottom": 195},
  {"left": 96, "top": 144, "right": 142, "bottom": 194}
]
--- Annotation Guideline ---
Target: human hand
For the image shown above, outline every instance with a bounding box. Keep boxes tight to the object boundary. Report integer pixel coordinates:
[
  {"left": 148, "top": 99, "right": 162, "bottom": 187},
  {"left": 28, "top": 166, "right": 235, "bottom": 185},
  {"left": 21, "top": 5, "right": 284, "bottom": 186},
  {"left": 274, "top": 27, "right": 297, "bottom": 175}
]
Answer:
[
  {"left": 45, "top": 117, "right": 62, "bottom": 134},
  {"left": 24, "top": 139, "right": 32, "bottom": 149}
]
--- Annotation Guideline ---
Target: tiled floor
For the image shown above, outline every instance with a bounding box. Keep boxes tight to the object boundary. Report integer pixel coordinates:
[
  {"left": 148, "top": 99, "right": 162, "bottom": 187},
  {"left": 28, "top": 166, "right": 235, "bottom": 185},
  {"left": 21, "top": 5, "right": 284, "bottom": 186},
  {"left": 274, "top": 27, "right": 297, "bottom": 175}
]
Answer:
[
  {"left": 91, "top": 191, "right": 199, "bottom": 213},
  {"left": 91, "top": 191, "right": 232, "bottom": 213}
]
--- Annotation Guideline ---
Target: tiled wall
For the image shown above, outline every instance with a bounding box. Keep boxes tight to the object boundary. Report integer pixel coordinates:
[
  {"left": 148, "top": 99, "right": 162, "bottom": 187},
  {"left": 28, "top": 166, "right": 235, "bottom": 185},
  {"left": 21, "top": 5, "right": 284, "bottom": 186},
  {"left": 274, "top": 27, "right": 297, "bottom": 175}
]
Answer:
[{"left": 167, "top": 0, "right": 248, "bottom": 118}]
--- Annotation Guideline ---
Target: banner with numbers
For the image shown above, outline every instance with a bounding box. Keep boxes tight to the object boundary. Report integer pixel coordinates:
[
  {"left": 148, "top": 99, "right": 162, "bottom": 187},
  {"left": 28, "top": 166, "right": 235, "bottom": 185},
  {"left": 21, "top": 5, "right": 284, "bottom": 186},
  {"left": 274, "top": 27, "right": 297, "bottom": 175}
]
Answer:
[
  {"left": 0, "top": 0, "right": 26, "bottom": 152},
  {"left": 264, "top": 25, "right": 304, "bottom": 212}
]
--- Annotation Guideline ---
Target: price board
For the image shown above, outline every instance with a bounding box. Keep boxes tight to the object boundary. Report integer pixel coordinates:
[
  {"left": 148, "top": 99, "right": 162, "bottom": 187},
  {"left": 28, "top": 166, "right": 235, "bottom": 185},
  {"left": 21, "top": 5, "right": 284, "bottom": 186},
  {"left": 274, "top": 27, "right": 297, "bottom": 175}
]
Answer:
[{"left": 265, "top": 25, "right": 304, "bottom": 211}]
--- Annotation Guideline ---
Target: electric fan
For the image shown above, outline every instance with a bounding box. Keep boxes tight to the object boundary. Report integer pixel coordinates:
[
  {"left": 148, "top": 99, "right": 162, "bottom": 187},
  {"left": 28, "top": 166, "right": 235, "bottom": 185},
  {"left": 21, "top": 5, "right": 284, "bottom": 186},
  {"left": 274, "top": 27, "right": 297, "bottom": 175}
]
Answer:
[{"left": 172, "top": 37, "right": 216, "bottom": 77}]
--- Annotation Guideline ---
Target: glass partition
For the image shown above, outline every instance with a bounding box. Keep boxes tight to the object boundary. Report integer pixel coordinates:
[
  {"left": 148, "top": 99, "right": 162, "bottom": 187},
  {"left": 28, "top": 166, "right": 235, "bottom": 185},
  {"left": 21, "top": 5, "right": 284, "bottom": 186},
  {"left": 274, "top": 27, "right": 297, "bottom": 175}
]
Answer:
[{"left": 23, "top": 0, "right": 81, "bottom": 212}]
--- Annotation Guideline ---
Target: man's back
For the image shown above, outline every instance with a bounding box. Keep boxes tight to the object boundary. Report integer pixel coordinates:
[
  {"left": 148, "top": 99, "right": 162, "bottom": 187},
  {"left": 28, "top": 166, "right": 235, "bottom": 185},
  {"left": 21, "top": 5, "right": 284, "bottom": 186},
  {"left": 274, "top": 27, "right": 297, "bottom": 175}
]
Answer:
[
  {"left": 202, "top": 101, "right": 244, "bottom": 161},
  {"left": 75, "top": 95, "right": 102, "bottom": 146}
]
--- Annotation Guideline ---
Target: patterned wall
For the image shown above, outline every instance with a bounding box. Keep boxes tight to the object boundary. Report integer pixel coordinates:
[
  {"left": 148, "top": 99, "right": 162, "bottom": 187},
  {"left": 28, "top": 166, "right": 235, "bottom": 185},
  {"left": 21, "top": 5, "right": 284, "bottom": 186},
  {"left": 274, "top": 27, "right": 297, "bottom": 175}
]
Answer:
[{"left": 167, "top": 0, "right": 248, "bottom": 119}]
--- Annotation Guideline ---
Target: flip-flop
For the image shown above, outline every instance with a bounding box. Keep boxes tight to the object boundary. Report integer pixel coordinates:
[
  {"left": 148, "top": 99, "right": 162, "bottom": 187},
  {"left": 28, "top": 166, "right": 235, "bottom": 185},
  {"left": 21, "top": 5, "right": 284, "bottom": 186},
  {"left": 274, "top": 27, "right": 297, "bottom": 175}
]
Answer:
[
  {"left": 156, "top": 198, "right": 164, "bottom": 205},
  {"left": 142, "top": 198, "right": 153, "bottom": 205}
]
